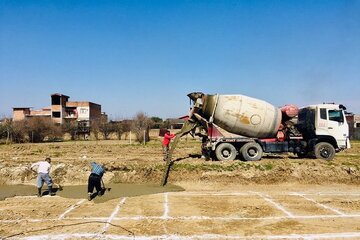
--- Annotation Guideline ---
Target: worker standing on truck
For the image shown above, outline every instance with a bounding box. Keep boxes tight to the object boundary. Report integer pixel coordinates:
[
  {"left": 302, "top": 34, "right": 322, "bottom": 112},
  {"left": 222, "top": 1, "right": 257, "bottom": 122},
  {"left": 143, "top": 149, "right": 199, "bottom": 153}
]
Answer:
[
  {"left": 30, "top": 157, "right": 55, "bottom": 197},
  {"left": 87, "top": 162, "right": 105, "bottom": 201},
  {"left": 162, "top": 130, "right": 176, "bottom": 161}
]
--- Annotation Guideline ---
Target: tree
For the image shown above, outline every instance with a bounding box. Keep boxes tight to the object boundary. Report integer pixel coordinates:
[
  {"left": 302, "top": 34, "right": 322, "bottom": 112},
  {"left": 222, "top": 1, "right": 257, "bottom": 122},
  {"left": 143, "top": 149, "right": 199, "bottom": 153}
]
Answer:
[
  {"left": 11, "top": 120, "right": 27, "bottom": 143},
  {"left": 1, "top": 121, "right": 10, "bottom": 142},
  {"left": 62, "top": 120, "right": 78, "bottom": 140},
  {"left": 25, "top": 117, "right": 62, "bottom": 142},
  {"left": 111, "top": 120, "right": 131, "bottom": 140},
  {"left": 91, "top": 119, "right": 100, "bottom": 140},
  {"left": 98, "top": 118, "right": 112, "bottom": 140},
  {"left": 131, "top": 112, "right": 153, "bottom": 143},
  {"left": 151, "top": 116, "right": 163, "bottom": 129}
]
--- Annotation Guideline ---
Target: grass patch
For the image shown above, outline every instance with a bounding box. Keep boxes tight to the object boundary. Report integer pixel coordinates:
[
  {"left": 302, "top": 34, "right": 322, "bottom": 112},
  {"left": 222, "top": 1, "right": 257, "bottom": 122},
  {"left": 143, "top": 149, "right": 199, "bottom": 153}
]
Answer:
[{"left": 171, "top": 161, "right": 277, "bottom": 172}]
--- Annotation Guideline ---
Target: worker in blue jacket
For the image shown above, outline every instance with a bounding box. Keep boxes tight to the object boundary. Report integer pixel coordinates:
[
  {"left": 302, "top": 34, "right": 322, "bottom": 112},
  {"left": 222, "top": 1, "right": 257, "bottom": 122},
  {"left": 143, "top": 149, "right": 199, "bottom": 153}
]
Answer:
[{"left": 87, "top": 162, "right": 105, "bottom": 201}]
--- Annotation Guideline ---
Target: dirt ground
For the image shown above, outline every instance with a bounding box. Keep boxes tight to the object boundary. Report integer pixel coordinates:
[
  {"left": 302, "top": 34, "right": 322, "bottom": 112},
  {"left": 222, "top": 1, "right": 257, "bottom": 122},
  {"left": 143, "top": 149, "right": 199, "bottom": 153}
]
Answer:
[{"left": 0, "top": 138, "right": 360, "bottom": 239}]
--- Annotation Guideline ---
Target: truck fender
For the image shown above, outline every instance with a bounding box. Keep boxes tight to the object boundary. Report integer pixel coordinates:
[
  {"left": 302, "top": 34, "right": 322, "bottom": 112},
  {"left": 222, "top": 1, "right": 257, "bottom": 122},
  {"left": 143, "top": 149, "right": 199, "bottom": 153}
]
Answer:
[{"left": 309, "top": 135, "right": 338, "bottom": 151}]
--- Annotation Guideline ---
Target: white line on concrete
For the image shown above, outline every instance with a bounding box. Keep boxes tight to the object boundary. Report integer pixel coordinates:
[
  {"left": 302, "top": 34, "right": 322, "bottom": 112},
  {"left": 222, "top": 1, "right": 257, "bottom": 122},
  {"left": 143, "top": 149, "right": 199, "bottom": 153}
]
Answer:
[
  {"left": 161, "top": 192, "right": 169, "bottom": 219},
  {"left": 297, "top": 193, "right": 360, "bottom": 196},
  {"left": 113, "top": 213, "right": 360, "bottom": 221},
  {"left": 250, "top": 191, "right": 294, "bottom": 218},
  {"left": 101, "top": 197, "right": 126, "bottom": 234},
  {"left": 19, "top": 231, "right": 360, "bottom": 239},
  {"left": 3, "top": 214, "right": 360, "bottom": 224},
  {"left": 58, "top": 199, "right": 86, "bottom": 220},
  {"left": 173, "top": 192, "right": 256, "bottom": 196},
  {"left": 293, "top": 192, "right": 346, "bottom": 216}
]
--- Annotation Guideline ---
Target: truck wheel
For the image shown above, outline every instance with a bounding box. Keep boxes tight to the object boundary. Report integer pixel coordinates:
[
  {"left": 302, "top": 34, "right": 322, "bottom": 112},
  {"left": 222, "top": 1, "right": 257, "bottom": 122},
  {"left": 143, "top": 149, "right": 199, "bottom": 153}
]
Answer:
[
  {"left": 314, "top": 142, "right": 335, "bottom": 160},
  {"left": 215, "top": 143, "right": 237, "bottom": 161},
  {"left": 240, "top": 142, "right": 263, "bottom": 161}
]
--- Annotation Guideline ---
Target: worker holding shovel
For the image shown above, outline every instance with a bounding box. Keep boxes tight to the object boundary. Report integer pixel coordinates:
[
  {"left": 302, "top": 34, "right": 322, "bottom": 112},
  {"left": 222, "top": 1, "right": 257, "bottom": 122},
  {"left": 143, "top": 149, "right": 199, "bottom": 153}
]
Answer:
[
  {"left": 87, "top": 162, "right": 106, "bottom": 201},
  {"left": 30, "top": 157, "right": 55, "bottom": 197}
]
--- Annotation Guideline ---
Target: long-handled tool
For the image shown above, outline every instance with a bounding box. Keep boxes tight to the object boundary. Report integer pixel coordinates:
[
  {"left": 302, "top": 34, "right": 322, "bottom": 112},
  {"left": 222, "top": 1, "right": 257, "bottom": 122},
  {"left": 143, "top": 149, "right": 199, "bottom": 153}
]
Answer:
[
  {"left": 160, "top": 120, "right": 198, "bottom": 186},
  {"left": 101, "top": 179, "right": 111, "bottom": 192}
]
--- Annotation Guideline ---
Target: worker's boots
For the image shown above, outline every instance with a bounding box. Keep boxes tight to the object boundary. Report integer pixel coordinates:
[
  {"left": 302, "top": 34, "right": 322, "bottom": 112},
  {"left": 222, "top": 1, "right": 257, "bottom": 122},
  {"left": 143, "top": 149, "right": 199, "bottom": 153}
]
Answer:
[
  {"left": 48, "top": 186, "right": 56, "bottom": 196},
  {"left": 37, "top": 188, "right": 42, "bottom": 197}
]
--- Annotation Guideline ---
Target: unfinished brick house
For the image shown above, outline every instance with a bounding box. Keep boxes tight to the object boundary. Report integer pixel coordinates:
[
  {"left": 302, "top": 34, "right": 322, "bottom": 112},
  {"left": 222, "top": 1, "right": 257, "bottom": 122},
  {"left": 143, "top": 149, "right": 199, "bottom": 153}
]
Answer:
[
  {"left": 346, "top": 113, "right": 360, "bottom": 140},
  {"left": 13, "top": 93, "right": 106, "bottom": 133}
]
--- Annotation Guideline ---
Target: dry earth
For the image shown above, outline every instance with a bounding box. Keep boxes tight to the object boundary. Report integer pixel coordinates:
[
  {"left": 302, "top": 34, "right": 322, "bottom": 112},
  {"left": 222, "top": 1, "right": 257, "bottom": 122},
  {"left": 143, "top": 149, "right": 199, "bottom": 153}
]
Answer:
[{"left": 0, "top": 138, "right": 360, "bottom": 239}]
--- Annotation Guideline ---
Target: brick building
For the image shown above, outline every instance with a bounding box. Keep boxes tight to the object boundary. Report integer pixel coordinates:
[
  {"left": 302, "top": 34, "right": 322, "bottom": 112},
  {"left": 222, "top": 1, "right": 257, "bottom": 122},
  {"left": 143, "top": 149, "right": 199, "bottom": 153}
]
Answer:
[
  {"left": 13, "top": 94, "right": 106, "bottom": 131},
  {"left": 346, "top": 113, "right": 360, "bottom": 140}
]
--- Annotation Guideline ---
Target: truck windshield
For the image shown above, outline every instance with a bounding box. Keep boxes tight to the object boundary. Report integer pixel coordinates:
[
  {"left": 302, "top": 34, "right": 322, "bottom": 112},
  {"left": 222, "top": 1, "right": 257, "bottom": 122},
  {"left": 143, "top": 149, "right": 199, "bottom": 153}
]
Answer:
[{"left": 328, "top": 110, "right": 344, "bottom": 122}]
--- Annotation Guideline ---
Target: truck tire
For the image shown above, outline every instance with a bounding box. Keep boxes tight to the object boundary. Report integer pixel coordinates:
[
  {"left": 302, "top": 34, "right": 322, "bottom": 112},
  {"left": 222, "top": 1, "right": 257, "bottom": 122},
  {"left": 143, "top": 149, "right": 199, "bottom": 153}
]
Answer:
[
  {"left": 240, "top": 142, "right": 263, "bottom": 161},
  {"left": 215, "top": 143, "right": 237, "bottom": 161},
  {"left": 314, "top": 142, "right": 335, "bottom": 160}
]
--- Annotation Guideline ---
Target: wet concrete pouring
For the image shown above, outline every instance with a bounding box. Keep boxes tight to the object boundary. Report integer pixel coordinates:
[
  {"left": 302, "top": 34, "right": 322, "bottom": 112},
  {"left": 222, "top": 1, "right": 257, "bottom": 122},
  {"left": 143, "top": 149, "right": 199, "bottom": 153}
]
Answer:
[{"left": 0, "top": 183, "right": 184, "bottom": 203}]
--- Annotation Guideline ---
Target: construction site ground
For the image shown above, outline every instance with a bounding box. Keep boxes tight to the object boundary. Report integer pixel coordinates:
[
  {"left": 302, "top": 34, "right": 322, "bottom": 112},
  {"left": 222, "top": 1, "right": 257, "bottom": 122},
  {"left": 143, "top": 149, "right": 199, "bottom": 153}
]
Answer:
[{"left": 1, "top": 138, "right": 360, "bottom": 239}]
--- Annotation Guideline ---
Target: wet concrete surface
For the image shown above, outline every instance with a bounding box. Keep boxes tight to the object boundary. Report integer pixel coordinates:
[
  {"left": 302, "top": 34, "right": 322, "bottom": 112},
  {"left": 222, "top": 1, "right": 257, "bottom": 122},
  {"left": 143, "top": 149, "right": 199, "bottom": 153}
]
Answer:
[{"left": 0, "top": 183, "right": 184, "bottom": 203}]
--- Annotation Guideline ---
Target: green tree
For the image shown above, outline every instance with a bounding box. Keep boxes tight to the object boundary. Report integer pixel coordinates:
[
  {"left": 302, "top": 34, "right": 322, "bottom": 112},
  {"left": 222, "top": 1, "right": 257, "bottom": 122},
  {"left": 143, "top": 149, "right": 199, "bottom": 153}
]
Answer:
[{"left": 151, "top": 116, "right": 163, "bottom": 129}]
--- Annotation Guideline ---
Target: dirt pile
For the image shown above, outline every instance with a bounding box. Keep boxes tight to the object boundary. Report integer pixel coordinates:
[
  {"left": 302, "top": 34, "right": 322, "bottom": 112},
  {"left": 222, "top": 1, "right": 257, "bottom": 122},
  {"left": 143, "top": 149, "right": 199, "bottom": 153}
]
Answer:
[
  {"left": 0, "top": 140, "right": 359, "bottom": 186},
  {"left": 1, "top": 157, "right": 360, "bottom": 186}
]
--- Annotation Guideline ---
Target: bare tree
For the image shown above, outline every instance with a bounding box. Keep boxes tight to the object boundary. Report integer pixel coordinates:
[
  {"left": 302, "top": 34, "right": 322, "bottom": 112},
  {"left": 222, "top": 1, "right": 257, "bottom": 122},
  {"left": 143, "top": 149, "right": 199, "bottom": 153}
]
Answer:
[
  {"left": 131, "top": 112, "right": 153, "bottom": 143},
  {"left": 0, "top": 118, "right": 13, "bottom": 143},
  {"left": 11, "top": 120, "right": 27, "bottom": 143},
  {"left": 91, "top": 119, "right": 100, "bottom": 140},
  {"left": 112, "top": 120, "right": 132, "bottom": 140},
  {"left": 62, "top": 120, "right": 78, "bottom": 140},
  {"left": 98, "top": 118, "right": 112, "bottom": 140},
  {"left": 25, "top": 117, "right": 62, "bottom": 142}
]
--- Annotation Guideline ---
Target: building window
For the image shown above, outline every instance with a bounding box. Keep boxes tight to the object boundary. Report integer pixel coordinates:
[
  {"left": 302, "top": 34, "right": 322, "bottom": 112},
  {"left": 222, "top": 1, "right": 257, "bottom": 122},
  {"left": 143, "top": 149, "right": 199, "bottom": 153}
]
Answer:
[
  {"left": 52, "top": 111, "right": 61, "bottom": 118},
  {"left": 356, "top": 123, "right": 360, "bottom": 128},
  {"left": 52, "top": 96, "right": 61, "bottom": 105}
]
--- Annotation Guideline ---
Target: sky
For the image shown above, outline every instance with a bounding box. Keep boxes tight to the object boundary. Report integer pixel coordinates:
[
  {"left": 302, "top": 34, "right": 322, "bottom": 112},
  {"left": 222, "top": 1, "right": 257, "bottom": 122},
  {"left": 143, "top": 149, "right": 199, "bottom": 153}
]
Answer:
[{"left": 1, "top": 0, "right": 359, "bottom": 120}]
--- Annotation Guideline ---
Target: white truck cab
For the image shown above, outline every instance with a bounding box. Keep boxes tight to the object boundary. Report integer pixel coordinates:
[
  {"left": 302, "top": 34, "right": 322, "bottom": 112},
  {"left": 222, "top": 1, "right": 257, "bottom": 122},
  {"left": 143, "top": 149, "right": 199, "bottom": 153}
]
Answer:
[
  {"left": 295, "top": 104, "right": 350, "bottom": 160},
  {"left": 315, "top": 104, "right": 350, "bottom": 149},
  {"left": 305, "top": 104, "right": 350, "bottom": 150}
]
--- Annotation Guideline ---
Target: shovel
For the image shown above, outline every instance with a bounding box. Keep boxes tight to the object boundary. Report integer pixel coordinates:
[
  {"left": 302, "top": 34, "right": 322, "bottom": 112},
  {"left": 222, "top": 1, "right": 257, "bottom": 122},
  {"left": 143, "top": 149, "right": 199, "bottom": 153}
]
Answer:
[{"left": 101, "top": 179, "right": 111, "bottom": 192}]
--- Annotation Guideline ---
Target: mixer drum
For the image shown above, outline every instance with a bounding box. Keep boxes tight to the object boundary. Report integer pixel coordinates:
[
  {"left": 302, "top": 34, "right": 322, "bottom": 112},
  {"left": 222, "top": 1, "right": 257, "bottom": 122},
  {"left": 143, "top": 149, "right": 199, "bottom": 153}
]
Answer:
[{"left": 202, "top": 94, "right": 282, "bottom": 138}]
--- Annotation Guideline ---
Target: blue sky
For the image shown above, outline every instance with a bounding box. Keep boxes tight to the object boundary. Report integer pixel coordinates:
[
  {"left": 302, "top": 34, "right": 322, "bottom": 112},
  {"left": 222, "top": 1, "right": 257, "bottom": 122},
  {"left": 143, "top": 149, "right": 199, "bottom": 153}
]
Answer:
[{"left": 1, "top": 0, "right": 359, "bottom": 119}]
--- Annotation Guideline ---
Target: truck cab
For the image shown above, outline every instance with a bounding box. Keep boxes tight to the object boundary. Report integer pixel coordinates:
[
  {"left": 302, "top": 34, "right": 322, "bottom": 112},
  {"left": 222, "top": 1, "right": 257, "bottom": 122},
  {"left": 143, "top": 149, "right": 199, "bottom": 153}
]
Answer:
[{"left": 297, "top": 104, "right": 350, "bottom": 152}]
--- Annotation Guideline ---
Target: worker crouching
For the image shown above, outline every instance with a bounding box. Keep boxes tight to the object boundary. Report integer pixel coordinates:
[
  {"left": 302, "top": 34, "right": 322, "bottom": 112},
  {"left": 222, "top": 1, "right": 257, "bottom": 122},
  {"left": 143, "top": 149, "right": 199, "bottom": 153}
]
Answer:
[{"left": 88, "top": 162, "right": 105, "bottom": 201}]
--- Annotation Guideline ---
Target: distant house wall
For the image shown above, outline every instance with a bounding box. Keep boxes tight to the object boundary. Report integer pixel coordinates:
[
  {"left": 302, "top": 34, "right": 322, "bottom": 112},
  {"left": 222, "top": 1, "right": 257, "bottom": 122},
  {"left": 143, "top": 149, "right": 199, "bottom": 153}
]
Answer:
[
  {"left": 13, "top": 94, "right": 105, "bottom": 127},
  {"left": 347, "top": 114, "right": 360, "bottom": 140},
  {"left": 353, "top": 129, "right": 360, "bottom": 140},
  {"left": 51, "top": 94, "right": 69, "bottom": 124},
  {"left": 12, "top": 108, "right": 30, "bottom": 121},
  {"left": 30, "top": 109, "right": 51, "bottom": 117},
  {"left": 89, "top": 103, "right": 102, "bottom": 121}
]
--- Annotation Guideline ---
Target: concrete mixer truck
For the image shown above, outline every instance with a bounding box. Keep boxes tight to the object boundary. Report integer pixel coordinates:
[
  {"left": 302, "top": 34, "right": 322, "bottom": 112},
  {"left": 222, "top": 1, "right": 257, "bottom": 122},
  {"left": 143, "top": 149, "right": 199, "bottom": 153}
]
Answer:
[{"left": 185, "top": 92, "right": 350, "bottom": 161}]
